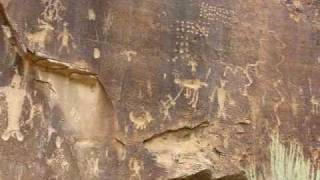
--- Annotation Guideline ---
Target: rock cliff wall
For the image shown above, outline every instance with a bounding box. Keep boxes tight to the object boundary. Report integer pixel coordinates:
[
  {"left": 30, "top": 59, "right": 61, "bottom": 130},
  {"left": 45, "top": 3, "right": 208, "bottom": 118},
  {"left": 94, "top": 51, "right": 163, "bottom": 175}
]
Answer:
[{"left": 0, "top": 0, "right": 319, "bottom": 179}]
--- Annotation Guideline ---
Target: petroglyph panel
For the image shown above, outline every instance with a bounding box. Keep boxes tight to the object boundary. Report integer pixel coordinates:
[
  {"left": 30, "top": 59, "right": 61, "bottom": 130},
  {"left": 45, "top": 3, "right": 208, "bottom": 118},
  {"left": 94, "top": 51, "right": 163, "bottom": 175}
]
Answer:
[{"left": 1, "top": 0, "right": 320, "bottom": 179}]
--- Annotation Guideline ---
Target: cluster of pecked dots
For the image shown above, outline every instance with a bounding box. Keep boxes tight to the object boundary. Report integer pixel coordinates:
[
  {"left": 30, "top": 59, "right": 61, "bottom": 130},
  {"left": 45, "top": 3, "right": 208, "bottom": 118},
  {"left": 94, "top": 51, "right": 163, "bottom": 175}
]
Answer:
[
  {"left": 200, "top": 2, "right": 235, "bottom": 25},
  {"left": 172, "top": 38, "right": 192, "bottom": 62},
  {"left": 175, "top": 20, "right": 210, "bottom": 37}
]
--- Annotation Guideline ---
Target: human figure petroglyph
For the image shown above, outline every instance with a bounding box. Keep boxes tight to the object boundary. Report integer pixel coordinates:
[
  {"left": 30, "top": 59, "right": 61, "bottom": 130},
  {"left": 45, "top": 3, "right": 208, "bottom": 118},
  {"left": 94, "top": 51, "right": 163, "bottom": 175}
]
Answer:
[
  {"left": 187, "top": 60, "right": 198, "bottom": 73},
  {"left": 160, "top": 96, "right": 175, "bottom": 121},
  {"left": 129, "top": 158, "right": 143, "bottom": 180},
  {"left": 121, "top": 50, "right": 137, "bottom": 62},
  {"left": 103, "top": 10, "right": 114, "bottom": 35},
  {"left": 174, "top": 78, "right": 208, "bottom": 109},
  {"left": 208, "top": 78, "right": 228, "bottom": 119},
  {"left": 291, "top": 97, "right": 299, "bottom": 116},
  {"left": 0, "top": 71, "right": 30, "bottom": 142},
  {"left": 27, "top": 19, "right": 54, "bottom": 50},
  {"left": 147, "top": 80, "right": 152, "bottom": 97},
  {"left": 58, "top": 22, "right": 73, "bottom": 53},
  {"left": 217, "top": 78, "right": 227, "bottom": 119},
  {"left": 160, "top": 87, "right": 184, "bottom": 121},
  {"left": 129, "top": 110, "right": 154, "bottom": 130},
  {"left": 160, "top": 95, "right": 175, "bottom": 121}
]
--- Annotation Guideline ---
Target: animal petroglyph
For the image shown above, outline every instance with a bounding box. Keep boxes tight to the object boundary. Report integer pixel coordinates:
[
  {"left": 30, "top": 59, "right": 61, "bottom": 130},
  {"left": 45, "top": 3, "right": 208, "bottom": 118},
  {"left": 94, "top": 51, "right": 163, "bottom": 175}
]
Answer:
[
  {"left": 27, "top": 19, "right": 54, "bottom": 50},
  {"left": 121, "top": 50, "right": 137, "bottom": 62},
  {"left": 129, "top": 110, "right": 154, "bottom": 130},
  {"left": 129, "top": 158, "right": 143, "bottom": 180},
  {"left": 221, "top": 59, "right": 263, "bottom": 97},
  {"left": 0, "top": 72, "right": 29, "bottom": 142},
  {"left": 58, "top": 22, "right": 73, "bottom": 53},
  {"left": 40, "top": 0, "right": 66, "bottom": 23},
  {"left": 311, "top": 96, "right": 320, "bottom": 115},
  {"left": 174, "top": 78, "right": 208, "bottom": 109}
]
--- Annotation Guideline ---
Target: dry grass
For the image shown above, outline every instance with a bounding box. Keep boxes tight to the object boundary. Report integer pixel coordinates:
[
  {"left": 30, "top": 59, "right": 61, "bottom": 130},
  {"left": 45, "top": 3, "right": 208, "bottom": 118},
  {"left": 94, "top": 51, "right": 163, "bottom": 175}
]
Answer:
[{"left": 246, "top": 133, "right": 319, "bottom": 180}]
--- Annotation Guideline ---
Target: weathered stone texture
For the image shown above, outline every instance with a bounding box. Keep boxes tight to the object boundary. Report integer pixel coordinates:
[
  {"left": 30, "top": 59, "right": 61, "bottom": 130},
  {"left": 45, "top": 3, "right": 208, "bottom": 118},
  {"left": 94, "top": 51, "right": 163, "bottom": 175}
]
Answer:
[{"left": 0, "top": 0, "right": 319, "bottom": 179}]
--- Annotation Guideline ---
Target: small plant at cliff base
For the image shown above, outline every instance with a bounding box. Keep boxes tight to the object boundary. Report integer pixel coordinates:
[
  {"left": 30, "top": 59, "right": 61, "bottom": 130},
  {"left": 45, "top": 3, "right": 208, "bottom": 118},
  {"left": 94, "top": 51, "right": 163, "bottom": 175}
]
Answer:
[
  {"left": 270, "top": 133, "right": 319, "bottom": 180},
  {"left": 246, "top": 133, "right": 320, "bottom": 180},
  {"left": 245, "top": 163, "right": 260, "bottom": 180}
]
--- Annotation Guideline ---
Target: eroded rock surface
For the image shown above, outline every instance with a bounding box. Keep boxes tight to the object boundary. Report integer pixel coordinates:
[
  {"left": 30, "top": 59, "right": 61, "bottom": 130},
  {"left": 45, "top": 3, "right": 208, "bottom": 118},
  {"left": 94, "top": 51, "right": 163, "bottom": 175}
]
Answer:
[{"left": 0, "top": 0, "right": 319, "bottom": 179}]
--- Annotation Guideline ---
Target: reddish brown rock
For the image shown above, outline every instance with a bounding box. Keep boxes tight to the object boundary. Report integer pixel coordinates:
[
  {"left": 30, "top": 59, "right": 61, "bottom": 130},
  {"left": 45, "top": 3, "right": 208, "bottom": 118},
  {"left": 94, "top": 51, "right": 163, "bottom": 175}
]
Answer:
[{"left": 0, "top": 0, "right": 319, "bottom": 179}]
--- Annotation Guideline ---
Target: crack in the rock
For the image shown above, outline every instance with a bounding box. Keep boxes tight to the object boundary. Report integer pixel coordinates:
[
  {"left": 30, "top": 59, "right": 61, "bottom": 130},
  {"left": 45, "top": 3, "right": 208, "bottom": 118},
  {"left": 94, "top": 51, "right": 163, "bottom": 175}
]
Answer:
[
  {"left": 25, "top": 51, "right": 97, "bottom": 77},
  {"left": 33, "top": 78, "right": 56, "bottom": 93},
  {"left": 143, "top": 120, "right": 209, "bottom": 144},
  {"left": 0, "top": 2, "right": 97, "bottom": 77},
  {"left": 114, "top": 137, "right": 126, "bottom": 146},
  {"left": 0, "top": 2, "right": 26, "bottom": 55}
]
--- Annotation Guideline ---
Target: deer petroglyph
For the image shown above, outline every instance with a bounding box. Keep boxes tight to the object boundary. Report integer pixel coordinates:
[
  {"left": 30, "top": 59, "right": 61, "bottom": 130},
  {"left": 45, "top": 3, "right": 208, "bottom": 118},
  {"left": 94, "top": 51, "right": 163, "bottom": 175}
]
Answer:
[
  {"left": 174, "top": 78, "right": 208, "bottom": 109},
  {"left": 27, "top": 19, "right": 54, "bottom": 50}
]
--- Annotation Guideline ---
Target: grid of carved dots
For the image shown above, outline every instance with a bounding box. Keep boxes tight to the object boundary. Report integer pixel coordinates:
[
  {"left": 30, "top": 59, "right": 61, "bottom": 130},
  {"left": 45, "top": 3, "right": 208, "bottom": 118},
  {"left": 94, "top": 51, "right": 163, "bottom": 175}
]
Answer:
[
  {"left": 173, "top": 3, "right": 234, "bottom": 62},
  {"left": 199, "top": 2, "right": 234, "bottom": 25}
]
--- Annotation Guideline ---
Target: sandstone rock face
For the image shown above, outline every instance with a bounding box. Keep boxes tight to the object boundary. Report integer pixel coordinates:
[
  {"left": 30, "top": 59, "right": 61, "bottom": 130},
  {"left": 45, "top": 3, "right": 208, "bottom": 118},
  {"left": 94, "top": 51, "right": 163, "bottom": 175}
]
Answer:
[{"left": 0, "top": 0, "right": 319, "bottom": 179}]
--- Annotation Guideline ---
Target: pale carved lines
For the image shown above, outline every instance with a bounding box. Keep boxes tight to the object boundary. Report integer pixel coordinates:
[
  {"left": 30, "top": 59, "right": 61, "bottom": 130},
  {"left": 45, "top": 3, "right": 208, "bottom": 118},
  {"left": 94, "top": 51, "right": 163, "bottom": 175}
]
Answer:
[
  {"left": 159, "top": 2, "right": 235, "bottom": 120},
  {"left": 311, "top": 96, "right": 320, "bottom": 115},
  {"left": 121, "top": 50, "right": 137, "bottom": 62},
  {"left": 27, "top": 0, "right": 75, "bottom": 54},
  {"left": 129, "top": 110, "right": 154, "bottom": 130},
  {"left": 160, "top": 88, "right": 184, "bottom": 121},
  {"left": 129, "top": 158, "right": 143, "bottom": 180},
  {"left": 27, "top": 19, "right": 54, "bottom": 50},
  {"left": 309, "top": 78, "right": 320, "bottom": 116},
  {"left": 174, "top": 78, "right": 208, "bottom": 109},
  {"left": 0, "top": 72, "right": 29, "bottom": 142},
  {"left": 208, "top": 77, "right": 234, "bottom": 119},
  {"left": 103, "top": 10, "right": 114, "bottom": 36},
  {"left": 199, "top": 2, "right": 235, "bottom": 26},
  {"left": 57, "top": 22, "right": 73, "bottom": 53},
  {"left": 40, "top": 0, "right": 65, "bottom": 23}
]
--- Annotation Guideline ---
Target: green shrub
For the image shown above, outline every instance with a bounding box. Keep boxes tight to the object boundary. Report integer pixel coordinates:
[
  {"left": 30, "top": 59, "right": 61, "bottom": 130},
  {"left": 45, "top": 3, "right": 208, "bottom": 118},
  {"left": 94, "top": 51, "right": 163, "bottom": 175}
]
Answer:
[{"left": 246, "top": 133, "right": 319, "bottom": 180}]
